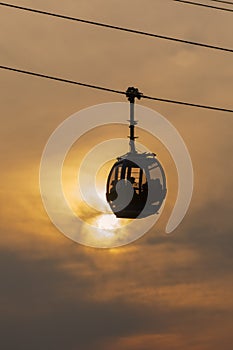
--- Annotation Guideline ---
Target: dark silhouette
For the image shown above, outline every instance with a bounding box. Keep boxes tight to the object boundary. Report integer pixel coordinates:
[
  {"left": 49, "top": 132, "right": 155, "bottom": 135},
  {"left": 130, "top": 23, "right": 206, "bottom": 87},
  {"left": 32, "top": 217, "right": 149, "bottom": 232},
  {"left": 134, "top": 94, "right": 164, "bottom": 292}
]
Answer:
[
  {"left": 106, "top": 86, "right": 166, "bottom": 219},
  {"left": 129, "top": 177, "right": 135, "bottom": 184},
  {"left": 106, "top": 154, "right": 167, "bottom": 219},
  {"left": 107, "top": 180, "right": 117, "bottom": 201}
]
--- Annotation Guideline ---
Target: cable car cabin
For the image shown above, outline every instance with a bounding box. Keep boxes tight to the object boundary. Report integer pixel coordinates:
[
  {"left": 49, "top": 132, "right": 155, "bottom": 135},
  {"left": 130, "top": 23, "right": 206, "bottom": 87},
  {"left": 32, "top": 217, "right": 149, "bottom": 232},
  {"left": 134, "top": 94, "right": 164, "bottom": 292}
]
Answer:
[
  {"left": 106, "top": 152, "right": 167, "bottom": 219},
  {"left": 106, "top": 86, "right": 167, "bottom": 219}
]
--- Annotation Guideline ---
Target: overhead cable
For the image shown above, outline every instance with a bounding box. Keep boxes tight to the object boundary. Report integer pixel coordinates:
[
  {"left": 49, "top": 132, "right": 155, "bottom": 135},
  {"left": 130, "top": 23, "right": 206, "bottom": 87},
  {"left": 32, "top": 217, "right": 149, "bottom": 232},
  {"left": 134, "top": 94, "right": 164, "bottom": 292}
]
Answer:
[
  {"left": 1, "top": 65, "right": 232, "bottom": 113},
  {"left": 209, "top": 0, "right": 233, "bottom": 5},
  {"left": 174, "top": 0, "right": 233, "bottom": 12},
  {"left": 0, "top": 2, "right": 232, "bottom": 53}
]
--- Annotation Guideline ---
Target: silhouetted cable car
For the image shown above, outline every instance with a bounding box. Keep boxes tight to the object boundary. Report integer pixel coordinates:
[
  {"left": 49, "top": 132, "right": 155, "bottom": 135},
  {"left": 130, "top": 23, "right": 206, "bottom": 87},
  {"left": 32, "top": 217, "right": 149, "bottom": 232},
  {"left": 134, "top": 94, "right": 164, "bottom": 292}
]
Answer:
[{"left": 106, "top": 87, "right": 167, "bottom": 219}]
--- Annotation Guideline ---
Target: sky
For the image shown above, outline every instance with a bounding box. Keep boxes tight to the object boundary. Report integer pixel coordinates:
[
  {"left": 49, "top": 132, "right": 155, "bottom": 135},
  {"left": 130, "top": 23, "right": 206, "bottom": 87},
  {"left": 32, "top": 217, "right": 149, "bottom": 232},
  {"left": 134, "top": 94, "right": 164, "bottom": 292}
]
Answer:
[{"left": 0, "top": 0, "right": 233, "bottom": 349}]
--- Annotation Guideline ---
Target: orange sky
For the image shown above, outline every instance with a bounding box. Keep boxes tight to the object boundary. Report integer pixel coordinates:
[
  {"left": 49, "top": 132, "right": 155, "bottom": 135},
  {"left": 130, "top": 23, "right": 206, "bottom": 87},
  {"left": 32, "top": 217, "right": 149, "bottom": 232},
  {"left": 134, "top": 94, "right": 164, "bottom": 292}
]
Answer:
[{"left": 0, "top": 1, "right": 233, "bottom": 349}]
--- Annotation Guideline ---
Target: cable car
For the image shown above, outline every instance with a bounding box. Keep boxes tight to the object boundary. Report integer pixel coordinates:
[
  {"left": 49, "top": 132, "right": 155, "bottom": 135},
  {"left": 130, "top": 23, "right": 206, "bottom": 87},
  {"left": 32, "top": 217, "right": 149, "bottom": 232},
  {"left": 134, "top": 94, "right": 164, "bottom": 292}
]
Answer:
[{"left": 106, "top": 87, "right": 167, "bottom": 219}]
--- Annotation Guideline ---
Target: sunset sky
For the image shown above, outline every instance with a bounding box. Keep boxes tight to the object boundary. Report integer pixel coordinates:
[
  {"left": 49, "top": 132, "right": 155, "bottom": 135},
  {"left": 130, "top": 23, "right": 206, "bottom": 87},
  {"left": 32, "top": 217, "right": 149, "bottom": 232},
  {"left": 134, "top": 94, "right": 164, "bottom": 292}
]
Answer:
[{"left": 0, "top": 1, "right": 233, "bottom": 349}]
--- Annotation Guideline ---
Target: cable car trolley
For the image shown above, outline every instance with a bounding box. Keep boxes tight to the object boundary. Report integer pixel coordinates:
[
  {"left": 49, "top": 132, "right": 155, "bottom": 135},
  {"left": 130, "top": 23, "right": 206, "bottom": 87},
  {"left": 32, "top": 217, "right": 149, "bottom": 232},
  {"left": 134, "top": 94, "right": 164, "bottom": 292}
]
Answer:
[{"left": 106, "top": 87, "right": 167, "bottom": 219}]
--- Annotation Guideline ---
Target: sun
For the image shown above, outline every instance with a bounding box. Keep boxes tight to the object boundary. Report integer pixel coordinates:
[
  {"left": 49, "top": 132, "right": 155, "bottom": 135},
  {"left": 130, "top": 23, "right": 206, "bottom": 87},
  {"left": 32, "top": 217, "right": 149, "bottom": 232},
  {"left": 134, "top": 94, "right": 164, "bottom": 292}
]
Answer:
[{"left": 96, "top": 213, "right": 121, "bottom": 230}]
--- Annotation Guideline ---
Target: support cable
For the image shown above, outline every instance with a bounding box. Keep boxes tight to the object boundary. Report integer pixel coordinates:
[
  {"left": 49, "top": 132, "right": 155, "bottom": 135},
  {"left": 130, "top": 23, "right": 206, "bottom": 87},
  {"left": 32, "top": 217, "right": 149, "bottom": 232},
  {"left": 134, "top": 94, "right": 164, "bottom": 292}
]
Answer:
[
  {"left": 0, "top": 2, "right": 232, "bottom": 53},
  {"left": 1, "top": 65, "right": 232, "bottom": 113}
]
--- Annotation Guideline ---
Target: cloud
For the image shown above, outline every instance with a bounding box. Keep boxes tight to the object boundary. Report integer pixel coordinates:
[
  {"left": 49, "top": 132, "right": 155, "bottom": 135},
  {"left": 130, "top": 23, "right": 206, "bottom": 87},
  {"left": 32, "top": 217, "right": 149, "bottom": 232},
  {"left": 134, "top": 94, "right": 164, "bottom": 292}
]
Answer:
[
  {"left": 0, "top": 0, "right": 232, "bottom": 349},
  {"left": 1, "top": 245, "right": 232, "bottom": 350}
]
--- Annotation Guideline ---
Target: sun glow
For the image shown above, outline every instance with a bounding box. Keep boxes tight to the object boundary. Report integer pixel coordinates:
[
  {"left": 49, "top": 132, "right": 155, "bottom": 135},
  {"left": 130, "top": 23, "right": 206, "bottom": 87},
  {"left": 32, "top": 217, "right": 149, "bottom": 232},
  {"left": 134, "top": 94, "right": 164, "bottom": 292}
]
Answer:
[
  {"left": 83, "top": 212, "right": 132, "bottom": 243},
  {"left": 96, "top": 213, "right": 121, "bottom": 230}
]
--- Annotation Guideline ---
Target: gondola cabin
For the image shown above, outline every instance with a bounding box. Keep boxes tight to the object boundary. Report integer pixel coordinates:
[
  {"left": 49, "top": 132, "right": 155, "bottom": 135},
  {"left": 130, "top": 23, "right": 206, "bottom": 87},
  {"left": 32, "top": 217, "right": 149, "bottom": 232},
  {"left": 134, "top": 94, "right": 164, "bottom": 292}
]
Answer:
[
  {"left": 106, "top": 152, "right": 166, "bottom": 218},
  {"left": 105, "top": 86, "right": 167, "bottom": 219}
]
